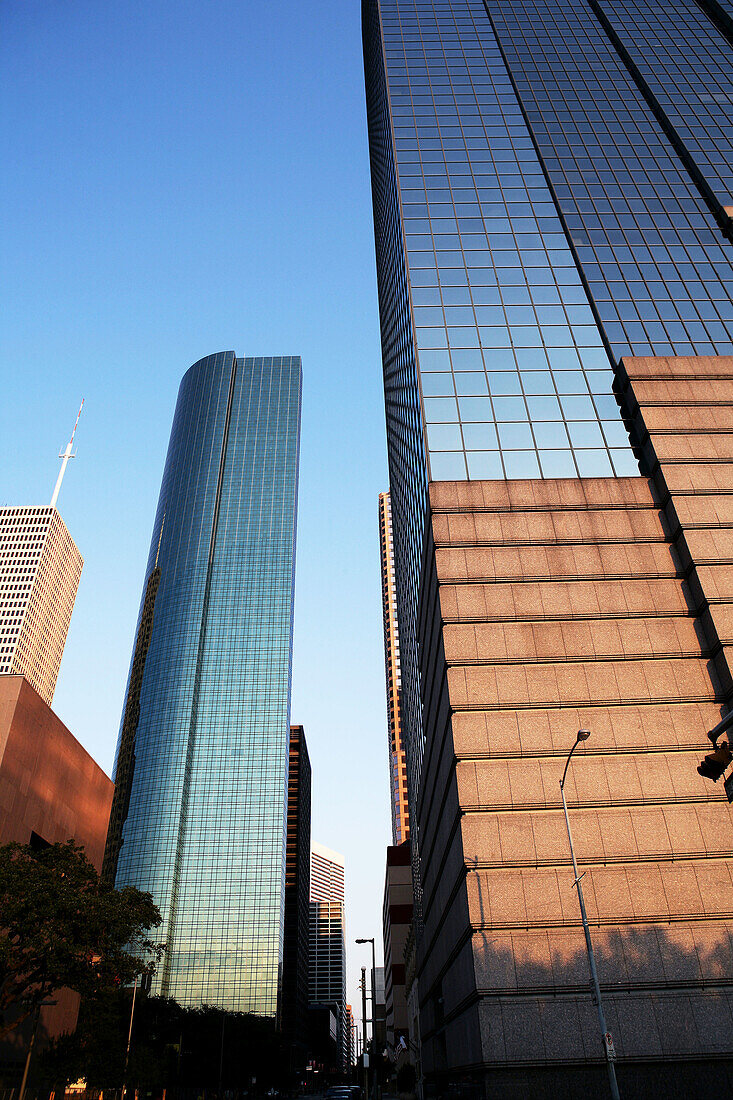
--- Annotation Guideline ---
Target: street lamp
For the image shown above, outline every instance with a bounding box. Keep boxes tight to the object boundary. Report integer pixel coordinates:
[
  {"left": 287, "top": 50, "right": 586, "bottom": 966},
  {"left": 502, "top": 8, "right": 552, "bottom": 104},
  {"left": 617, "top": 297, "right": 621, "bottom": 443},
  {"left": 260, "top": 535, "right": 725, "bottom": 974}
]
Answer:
[
  {"left": 359, "top": 965, "right": 368, "bottom": 1100},
  {"left": 356, "top": 937, "right": 377, "bottom": 1098},
  {"left": 121, "top": 973, "right": 139, "bottom": 1100},
  {"left": 560, "top": 729, "right": 621, "bottom": 1100}
]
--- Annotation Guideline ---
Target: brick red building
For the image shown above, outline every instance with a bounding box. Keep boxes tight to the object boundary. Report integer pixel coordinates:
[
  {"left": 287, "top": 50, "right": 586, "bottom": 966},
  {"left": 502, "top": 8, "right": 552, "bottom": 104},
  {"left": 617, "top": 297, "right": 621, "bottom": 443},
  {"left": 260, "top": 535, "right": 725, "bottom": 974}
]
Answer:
[{"left": 0, "top": 674, "right": 113, "bottom": 1059}]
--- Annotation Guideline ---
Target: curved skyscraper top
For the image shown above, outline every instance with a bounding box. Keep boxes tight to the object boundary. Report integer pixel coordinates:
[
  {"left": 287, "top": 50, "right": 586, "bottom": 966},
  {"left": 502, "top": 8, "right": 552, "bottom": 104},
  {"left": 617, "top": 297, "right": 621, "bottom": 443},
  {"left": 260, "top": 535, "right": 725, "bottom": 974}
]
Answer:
[{"left": 104, "top": 351, "right": 302, "bottom": 1014}]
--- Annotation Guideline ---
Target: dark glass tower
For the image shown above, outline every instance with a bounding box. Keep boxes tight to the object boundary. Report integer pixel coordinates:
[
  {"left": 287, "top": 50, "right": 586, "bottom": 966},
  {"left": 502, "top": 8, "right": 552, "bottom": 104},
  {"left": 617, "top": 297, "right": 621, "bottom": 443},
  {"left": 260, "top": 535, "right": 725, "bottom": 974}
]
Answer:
[
  {"left": 364, "top": 1, "right": 733, "bottom": 1093},
  {"left": 104, "top": 351, "right": 301, "bottom": 1015}
]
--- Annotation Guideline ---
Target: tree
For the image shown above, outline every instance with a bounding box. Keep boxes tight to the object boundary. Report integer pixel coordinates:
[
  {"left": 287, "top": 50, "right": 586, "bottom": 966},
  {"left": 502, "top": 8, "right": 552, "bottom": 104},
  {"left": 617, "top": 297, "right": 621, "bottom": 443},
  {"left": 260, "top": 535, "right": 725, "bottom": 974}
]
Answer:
[
  {"left": 38, "top": 996, "right": 284, "bottom": 1094},
  {"left": 0, "top": 839, "right": 164, "bottom": 1038}
]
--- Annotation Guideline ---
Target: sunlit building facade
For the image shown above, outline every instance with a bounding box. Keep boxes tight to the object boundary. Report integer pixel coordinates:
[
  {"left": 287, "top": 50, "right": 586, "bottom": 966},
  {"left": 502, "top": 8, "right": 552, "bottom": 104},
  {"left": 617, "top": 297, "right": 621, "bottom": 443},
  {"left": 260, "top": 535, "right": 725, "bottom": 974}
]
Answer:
[
  {"left": 364, "top": 0, "right": 733, "bottom": 1094},
  {"left": 0, "top": 507, "right": 82, "bottom": 706},
  {"left": 378, "top": 492, "right": 410, "bottom": 845},
  {"left": 104, "top": 351, "right": 301, "bottom": 1014}
]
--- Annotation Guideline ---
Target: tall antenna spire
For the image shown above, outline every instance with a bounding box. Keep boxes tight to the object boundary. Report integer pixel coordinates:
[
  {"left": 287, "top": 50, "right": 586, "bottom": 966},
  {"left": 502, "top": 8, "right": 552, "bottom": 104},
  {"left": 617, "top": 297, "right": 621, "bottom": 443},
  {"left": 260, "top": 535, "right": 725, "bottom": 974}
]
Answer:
[{"left": 51, "top": 399, "right": 84, "bottom": 508}]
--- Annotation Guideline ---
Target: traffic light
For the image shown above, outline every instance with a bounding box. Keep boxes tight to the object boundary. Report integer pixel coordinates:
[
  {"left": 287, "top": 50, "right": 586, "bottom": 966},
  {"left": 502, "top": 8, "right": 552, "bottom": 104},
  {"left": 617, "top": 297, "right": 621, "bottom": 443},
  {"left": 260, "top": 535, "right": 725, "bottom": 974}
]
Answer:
[{"left": 697, "top": 740, "right": 732, "bottom": 781}]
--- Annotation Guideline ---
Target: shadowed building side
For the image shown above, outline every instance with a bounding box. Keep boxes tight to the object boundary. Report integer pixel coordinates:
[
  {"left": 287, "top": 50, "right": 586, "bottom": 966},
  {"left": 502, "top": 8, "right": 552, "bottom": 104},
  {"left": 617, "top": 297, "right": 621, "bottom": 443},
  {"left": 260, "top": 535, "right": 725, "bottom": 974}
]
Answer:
[
  {"left": 383, "top": 841, "right": 413, "bottom": 1064},
  {"left": 281, "top": 724, "right": 311, "bottom": 1064},
  {"left": 102, "top": 563, "right": 160, "bottom": 884}
]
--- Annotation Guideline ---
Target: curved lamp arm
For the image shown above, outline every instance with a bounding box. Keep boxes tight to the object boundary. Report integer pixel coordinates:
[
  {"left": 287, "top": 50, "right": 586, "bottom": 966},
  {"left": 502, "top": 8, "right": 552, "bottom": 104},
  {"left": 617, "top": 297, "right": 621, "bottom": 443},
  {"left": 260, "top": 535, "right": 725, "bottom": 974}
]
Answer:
[{"left": 560, "top": 729, "right": 591, "bottom": 790}]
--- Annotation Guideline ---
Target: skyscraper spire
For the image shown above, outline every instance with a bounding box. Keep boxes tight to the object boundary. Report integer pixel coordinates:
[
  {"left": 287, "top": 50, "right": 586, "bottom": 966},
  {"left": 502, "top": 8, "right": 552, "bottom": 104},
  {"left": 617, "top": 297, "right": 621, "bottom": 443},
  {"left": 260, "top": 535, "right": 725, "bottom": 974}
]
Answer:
[{"left": 51, "top": 398, "right": 84, "bottom": 508}]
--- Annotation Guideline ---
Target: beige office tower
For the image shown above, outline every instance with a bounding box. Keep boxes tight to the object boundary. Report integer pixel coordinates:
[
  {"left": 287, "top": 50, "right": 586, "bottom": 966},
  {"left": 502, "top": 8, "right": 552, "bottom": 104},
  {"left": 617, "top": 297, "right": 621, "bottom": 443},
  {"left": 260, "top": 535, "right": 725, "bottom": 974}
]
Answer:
[
  {"left": 0, "top": 506, "right": 82, "bottom": 706},
  {"left": 379, "top": 491, "right": 410, "bottom": 845}
]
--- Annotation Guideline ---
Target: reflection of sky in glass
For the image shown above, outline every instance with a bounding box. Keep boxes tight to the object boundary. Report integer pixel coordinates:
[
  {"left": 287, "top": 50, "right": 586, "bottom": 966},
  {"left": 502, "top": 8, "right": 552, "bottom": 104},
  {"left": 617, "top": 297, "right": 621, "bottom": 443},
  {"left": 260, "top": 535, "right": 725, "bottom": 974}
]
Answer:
[
  {"left": 380, "top": 0, "right": 638, "bottom": 481},
  {"left": 586, "top": 0, "right": 733, "bottom": 218},
  {"left": 113, "top": 352, "right": 301, "bottom": 1014},
  {"left": 364, "top": 0, "right": 733, "bottom": 901},
  {"left": 486, "top": 0, "right": 733, "bottom": 360},
  {"left": 371, "top": 0, "right": 733, "bottom": 483}
]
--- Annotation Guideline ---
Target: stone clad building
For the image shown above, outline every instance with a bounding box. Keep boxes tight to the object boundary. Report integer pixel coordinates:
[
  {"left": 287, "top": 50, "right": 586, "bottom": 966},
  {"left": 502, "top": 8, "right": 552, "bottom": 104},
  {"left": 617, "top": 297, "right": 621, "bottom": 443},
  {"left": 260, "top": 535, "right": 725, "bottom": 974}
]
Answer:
[
  {"left": 362, "top": 0, "right": 733, "bottom": 1089},
  {"left": 416, "top": 356, "right": 733, "bottom": 1093},
  {"left": 0, "top": 506, "right": 82, "bottom": 707}
]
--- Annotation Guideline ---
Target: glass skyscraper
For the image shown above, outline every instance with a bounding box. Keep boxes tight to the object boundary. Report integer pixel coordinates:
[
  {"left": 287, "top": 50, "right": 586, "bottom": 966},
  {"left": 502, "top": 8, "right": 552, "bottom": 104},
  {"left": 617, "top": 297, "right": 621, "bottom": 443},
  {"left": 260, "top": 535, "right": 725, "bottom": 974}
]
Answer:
[
  {"left": 104, "top": 351, "right": 301, "bottom": 1015},
  {"left": 364, "top": 2, "right": 733, "bottom": 1093},
  {"left": 363, "top": 0, "right": 733, "bottom": 841}
]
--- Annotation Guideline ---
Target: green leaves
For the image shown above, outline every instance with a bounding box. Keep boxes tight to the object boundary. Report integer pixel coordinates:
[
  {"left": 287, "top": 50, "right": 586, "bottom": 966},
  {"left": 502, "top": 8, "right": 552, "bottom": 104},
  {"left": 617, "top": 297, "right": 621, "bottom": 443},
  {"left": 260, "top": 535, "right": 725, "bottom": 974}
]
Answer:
[{"left": 0, "top": 840, "right": 164, "bottom": 1038}]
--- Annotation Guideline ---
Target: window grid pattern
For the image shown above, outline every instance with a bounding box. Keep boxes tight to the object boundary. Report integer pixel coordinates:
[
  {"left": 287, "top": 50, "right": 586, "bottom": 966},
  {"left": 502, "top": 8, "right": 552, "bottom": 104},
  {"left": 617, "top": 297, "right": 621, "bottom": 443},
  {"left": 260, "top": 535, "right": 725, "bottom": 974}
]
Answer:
[
  {"left": 379, "top": 0, "right": 637, "bottom": 482},
  {"left": 378, "top": 492, "right": 410, "bottom": 847},
  {"left": 697, "top": 0, "right": 733, "bottom": 43},
  {"left": 110, "top": 352, "right": 301, "bottom": 1015},
  {"left": 309, "top": 843, "right": 347, "bottom": 1066},
  {"left": 363, "top": 0, "right": 428, "bottom": 915},
  {"left": 0, "top": 506, "right": 82, "bottom": 705},
  {"left": 592, "top": 0, "right": 733, "bottom": 215},
  {"left": 485, "top": 0, "right": 733, "bottom": 361}
]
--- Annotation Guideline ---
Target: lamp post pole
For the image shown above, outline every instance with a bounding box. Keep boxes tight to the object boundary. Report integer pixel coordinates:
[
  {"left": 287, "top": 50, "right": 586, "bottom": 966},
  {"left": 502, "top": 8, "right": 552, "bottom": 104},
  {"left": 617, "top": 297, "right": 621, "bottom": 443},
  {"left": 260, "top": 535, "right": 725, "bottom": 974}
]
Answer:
[
  {"left": 360, "top": 966, "right": 369, "bottom": 1100},
  {"left": 356, "top": 937, "right": 377, "bottom": 1099},
  {"left": 560, "top": 730, "right": 621, "bottom": 1100},
  {"left": 121, "top": 974, "right": 139, "bottom": 1100}
]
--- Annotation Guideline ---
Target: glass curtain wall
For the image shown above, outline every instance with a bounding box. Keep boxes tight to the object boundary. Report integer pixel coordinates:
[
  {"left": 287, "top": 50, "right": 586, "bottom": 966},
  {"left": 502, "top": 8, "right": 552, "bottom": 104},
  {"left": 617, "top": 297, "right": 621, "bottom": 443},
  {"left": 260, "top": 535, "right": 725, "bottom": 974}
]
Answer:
[
  {"left": 105, "top": 351, "right": 301, "bottom": 1014},
  {"left": 363, "top": 0, "right": 733, "bottom": 896}
]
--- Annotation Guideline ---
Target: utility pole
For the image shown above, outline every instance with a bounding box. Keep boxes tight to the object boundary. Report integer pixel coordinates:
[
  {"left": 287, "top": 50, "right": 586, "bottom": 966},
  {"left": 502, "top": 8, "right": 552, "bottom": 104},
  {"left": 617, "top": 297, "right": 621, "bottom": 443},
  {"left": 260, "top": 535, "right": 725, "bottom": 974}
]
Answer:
[{"left": 361, "top": 966, "right": 369, "bottom": 1100}]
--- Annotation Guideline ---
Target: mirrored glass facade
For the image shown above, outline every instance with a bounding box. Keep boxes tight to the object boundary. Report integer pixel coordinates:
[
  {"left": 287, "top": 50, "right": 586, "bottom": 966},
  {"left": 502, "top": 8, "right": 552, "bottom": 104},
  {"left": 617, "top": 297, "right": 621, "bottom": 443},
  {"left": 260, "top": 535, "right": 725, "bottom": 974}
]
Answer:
[
  {"left": 104, "top": 351, "right": 301, "bottom": 1014},
  {"left": 589, "top": 0, "right": 733, "bottom": 219},
  {"left": 486, "top": 0, "right": 733, "bottom": 360},
  {"left": 699, "top": 0, "right": 733, "bottom": 40},
  {"left": 363, "top": 0, "right": 733, "bottom": 877}
]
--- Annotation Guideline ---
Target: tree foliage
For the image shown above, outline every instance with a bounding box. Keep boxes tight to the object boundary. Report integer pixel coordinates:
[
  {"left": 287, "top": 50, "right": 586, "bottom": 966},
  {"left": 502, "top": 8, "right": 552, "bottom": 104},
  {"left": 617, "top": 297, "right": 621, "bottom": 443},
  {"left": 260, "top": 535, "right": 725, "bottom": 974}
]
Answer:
[
  {"left": 0, "top": 839, "right": 163, "bottom": 1038},
  {"left": 37, "top": 995, "right": 282, "bottom": 1093}
]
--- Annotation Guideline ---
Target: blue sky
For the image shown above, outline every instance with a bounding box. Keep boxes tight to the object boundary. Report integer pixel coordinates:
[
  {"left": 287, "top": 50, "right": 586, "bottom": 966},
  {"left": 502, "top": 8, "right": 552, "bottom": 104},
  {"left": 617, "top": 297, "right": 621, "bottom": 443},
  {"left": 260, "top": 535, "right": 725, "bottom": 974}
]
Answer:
[{"left": 1, "top": 0, "right": 390, "bottom": 1023}]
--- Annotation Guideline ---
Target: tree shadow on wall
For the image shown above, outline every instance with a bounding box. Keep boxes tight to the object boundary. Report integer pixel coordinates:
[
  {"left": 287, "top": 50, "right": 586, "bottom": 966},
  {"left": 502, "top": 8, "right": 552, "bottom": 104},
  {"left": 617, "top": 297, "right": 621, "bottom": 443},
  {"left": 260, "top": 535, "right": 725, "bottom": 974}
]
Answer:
[{"left": 425, "top": 860, "right": 733, "bottom": 1100}]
